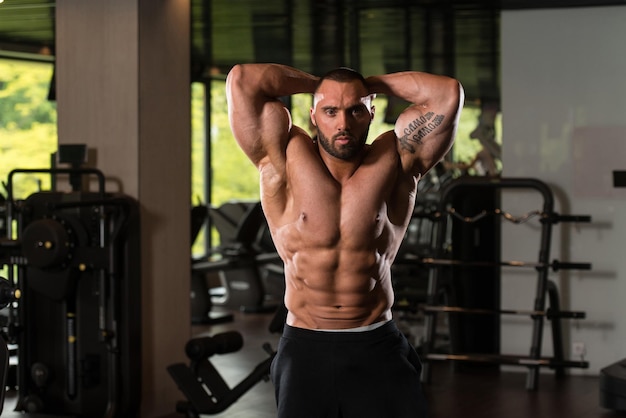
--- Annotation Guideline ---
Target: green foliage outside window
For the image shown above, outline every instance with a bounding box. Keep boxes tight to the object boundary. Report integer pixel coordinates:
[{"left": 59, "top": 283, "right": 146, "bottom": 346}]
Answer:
[
  {"left": 209, "top": 81, "right": 260, "bottom": 206},
  {"left": 0, "top": 59, "right": 57, "bottom": 200}
]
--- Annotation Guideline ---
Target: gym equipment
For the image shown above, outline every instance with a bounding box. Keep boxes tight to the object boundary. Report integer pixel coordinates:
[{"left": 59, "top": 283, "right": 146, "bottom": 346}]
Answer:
[
  {"left": 192, "top": 201, "right": 284, "bottom": 313},
  {"left": 167, "top": 330, "right": 276, "bottom": 417},
  {"left": 419, "top": 176, "right": 592, "bottom": 390},
  {"left": 600, "top": 359, "right": 626, "bottom": 412},
  {"left": 411, "top": 256, "right": 591, "bottom": 271},
  {"left": 0, "top": 335, "right": 8, "bottom": 416},
  {"left": 0, "top": 162, "right": 141, "bottom": 417},
  {"left": 189, "top": 203, "right": 233, "bottom": 325}
]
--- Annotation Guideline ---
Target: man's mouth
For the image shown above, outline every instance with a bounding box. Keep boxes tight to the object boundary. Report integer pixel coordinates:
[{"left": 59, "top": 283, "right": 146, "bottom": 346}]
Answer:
[{"left": 334, "top": 133, "right": 353, "bottom": 144}]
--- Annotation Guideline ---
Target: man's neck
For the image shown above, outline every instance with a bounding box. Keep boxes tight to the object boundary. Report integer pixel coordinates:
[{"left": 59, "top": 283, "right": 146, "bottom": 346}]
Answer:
[{"left": 318, "top": 147, "right": 367, "bottom": 184}]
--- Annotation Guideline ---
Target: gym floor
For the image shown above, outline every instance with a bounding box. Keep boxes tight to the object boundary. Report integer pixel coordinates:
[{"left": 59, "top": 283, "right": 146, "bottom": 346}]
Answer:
[{"left": 186, "top": 309, "right": 622, "bottom": 418}]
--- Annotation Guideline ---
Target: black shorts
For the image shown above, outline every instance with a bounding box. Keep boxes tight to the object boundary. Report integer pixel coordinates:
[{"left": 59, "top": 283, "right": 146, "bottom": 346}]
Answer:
[{"left": 270, "top": 321, "right": 428, "bottom": 418}]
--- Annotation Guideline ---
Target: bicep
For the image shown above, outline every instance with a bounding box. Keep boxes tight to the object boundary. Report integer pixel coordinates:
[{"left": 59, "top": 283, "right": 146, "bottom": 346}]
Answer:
[{"left": 394, "top": 103, "right": 457, "bottom": 177}]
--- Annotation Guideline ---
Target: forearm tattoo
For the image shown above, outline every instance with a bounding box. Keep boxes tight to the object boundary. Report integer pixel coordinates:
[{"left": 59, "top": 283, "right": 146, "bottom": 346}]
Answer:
[{"left": 398, "top": 111, "right": 445, "bottom": 153}]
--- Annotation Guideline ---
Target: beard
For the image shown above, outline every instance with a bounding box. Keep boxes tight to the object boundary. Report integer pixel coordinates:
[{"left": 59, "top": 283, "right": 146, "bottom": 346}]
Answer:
[{"left": 317, "top": 128, "right": 369, "bottom": 160}]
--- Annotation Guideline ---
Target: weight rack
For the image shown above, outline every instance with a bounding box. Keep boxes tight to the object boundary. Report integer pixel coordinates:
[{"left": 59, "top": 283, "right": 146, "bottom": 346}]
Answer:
[{"left": 418, "top": 176, "right": 592, "bottom": 390}]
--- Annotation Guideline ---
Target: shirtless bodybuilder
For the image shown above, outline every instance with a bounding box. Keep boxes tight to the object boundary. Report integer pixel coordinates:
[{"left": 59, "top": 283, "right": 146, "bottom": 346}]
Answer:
[{"left": 227, "top": 63, "right": 463, "bottom": 418}]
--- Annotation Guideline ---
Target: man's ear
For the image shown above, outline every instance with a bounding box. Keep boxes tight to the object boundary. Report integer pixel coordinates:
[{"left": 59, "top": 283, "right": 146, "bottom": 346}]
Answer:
[
  {"left": 310, "top": 108, "right": 317, "bottom": 126},
  {"left": 370, "top": 105, "right": 376, "bottom": 121}
]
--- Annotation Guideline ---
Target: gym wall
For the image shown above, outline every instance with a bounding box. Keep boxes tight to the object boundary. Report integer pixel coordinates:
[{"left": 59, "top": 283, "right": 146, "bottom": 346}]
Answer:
[{"left": 500, "top": 5, "right": 626, "bottom": 374}]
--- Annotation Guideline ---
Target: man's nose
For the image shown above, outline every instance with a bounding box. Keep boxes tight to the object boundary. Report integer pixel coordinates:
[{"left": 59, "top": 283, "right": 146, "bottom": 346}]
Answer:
[{"left": 336, "top": 111, "right": 349, "bottom": 131}]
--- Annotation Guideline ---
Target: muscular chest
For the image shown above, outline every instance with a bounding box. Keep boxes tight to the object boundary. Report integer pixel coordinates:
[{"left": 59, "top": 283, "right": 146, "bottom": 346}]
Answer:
[
  {"left": 261, "top": 138, "right": 416, "bottom": 254},
  {"left": 278, "top": 168, "right": 399, "bottom": 250},
  {"left": 308, "top": 193, "right": 386, "bottom": 246}
]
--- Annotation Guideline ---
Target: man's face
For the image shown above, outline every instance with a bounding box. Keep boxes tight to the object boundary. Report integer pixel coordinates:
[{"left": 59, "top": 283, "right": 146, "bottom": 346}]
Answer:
[{"left": 311, "top": 80, "right": 375, "bottom": 161}]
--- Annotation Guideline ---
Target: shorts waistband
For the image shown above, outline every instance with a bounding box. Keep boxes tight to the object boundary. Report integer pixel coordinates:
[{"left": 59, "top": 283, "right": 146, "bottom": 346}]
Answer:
[
  {"left": 314, "top": 319, "right": 389, "bottom": 332},
  {"left": 282, "top": 320, "right": 399, "bottom": 343}
]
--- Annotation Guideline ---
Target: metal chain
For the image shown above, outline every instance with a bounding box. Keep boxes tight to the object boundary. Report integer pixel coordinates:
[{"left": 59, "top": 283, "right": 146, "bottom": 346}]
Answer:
[{"left": 447, "top": 208, "right": 544, "bottom": 224}]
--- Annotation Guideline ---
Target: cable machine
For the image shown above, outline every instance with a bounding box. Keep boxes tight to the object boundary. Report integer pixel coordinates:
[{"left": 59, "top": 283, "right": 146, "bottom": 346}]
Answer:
[{"left": 0, "top": 147, "right": 141, "bottom": 416}]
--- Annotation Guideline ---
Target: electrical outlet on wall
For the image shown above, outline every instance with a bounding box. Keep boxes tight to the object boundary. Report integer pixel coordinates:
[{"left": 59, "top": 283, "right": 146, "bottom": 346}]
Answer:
[{"left": 572, "top": 342, "right": 586, "bottom": 358}]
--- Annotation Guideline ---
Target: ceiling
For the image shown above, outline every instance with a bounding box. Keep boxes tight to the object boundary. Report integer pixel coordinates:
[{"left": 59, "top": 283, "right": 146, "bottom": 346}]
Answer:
[
  {"left": 0, "top": 0, "right": 55, "bottom": 59},
  {"left": 196, "top": 0, "right": 503, "bottom": 101},
  {"left": 0, "top": 0, "right": 624, "bottom": 102}
]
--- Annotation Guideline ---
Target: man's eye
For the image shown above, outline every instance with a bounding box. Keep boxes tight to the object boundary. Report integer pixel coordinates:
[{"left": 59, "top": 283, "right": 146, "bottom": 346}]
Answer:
[{"left": 325, "top": 109, "right": 336, "bottom": 116}]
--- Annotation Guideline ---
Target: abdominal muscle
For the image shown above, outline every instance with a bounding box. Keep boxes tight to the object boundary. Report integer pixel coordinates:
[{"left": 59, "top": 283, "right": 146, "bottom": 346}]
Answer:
[
  {"left": 277, "top": 230, "right": 396, "bottom": 330},
  {"left": 262, "top": 133, "right": 412, "bottom": 330}
]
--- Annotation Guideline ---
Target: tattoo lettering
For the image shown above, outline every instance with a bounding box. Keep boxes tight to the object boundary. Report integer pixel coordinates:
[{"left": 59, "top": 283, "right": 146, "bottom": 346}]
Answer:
[{"left": 399, "top": 112, "right": 446, "bottom": 153}]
